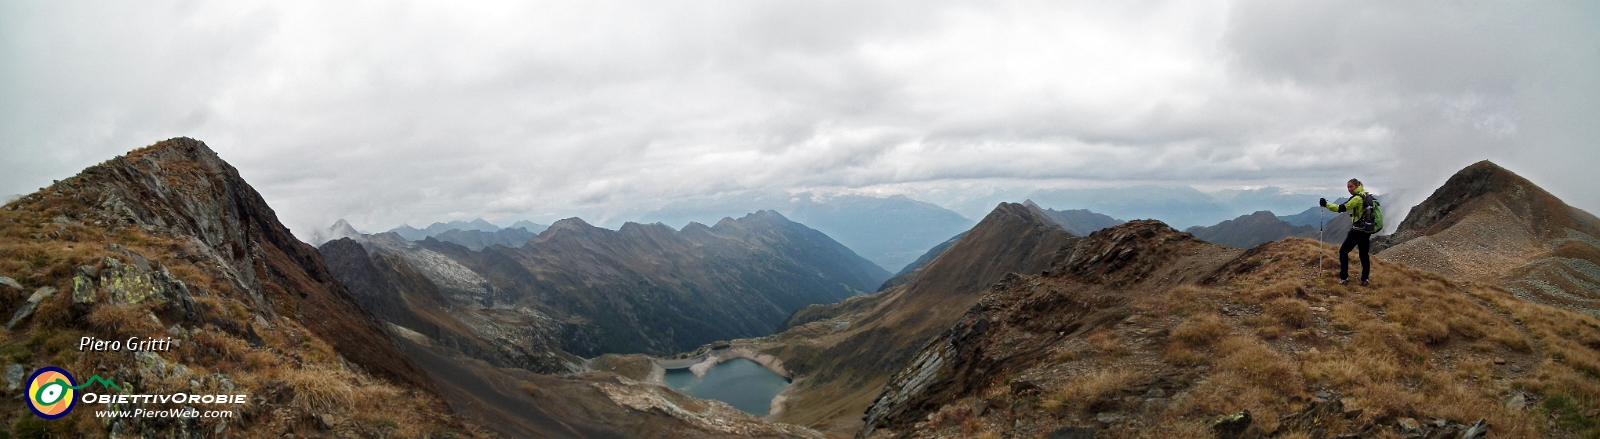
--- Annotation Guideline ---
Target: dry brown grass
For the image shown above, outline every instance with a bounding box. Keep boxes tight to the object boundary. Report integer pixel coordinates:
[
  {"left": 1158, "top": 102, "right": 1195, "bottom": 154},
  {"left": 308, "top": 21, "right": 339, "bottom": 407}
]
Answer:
[
  {"left": 1265, "top": 297, "right": 1312, "bottom": 329},
  {"left": 1161, "top": 341, "right": 1207, "bottom": 367},
  {"left": 1087, "top": 328, "right": 1129, "bottom": 357},
  {"left": 1043, "top": 368, "right": 1145, "bottom": 413},
  {"left": 1245, "top": 280, "right": 1303, "bottom": 305},
  {"left": 1171, "top": 311, "right": 1228, "bottom": 345},
  {"left": 194, "top": 328, "right": 251, "bottom": 362},
  {"left": 280, "top": 366, "right": 359, "bottom": 412},
  {"left": 1215, "top": 336, "right": 1302, "bottom": 394},
  {"left": 86, "top": 302, "right": 162, "bottom": 335},
  {"left": 519, "top": 380, "right": 541, "bottom": 396},
  {"left": 1129, "top": 240, "right": 1596, "bottom": 437}
]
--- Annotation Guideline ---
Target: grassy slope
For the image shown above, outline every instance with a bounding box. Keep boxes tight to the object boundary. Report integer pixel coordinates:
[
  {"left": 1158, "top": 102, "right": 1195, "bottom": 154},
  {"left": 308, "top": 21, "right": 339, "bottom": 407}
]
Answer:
[{"left": 871, "top": 237, "right": 1600, "bottom": 438}]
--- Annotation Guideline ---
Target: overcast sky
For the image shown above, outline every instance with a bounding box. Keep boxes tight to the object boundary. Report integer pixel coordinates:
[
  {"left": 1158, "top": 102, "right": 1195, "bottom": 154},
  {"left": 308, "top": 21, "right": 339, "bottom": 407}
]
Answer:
[{"left": 3, "top": 1, "right": 1596, "bottom": 237}]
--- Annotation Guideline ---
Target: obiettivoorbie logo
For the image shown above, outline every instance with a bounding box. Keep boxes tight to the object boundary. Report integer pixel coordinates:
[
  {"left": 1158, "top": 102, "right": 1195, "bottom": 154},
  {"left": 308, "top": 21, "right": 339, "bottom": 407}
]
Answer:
[
  {"left": 26, "top": 366, "right": 245, "bottom": 420},
  {"left": 27, "top": 366, "right": 84, "bottom": 419}
]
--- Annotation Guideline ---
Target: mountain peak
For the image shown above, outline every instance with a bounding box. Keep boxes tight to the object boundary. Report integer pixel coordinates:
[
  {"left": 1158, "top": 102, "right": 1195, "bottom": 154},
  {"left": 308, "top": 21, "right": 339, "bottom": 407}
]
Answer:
[
  {"left": 126, "top": 137, "right": 223, "bottom": 165},
  {"left": 310, "top": 218, "right": 366, "bottom": 245},
  {"left": 1374, "top": 160, "right": 1600, "bottom": 313},
  {"left": 741, "top": 209, "right": 790, "bottom": 222},
  {"left": 1383, "top": 160, "right": 1583, "bottom": 246},
  {"left": 545, "top": 217, "right": 596, "bottom": 232},
  {"left": 1, "top": 138, "right": 455, "bottom": 434}
]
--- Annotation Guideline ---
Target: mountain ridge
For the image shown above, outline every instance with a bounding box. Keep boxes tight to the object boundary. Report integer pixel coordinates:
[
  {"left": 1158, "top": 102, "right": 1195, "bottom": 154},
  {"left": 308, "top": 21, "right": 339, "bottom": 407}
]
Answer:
[
  {"left": 707, "top": 202, "right": 1076, "bottom": 435},
  {"left": 1376, "top": 160, "right": 1600, "bottom": 315},
  {"left": 325, "top": 209, "right": 891, "bottom": 358},
  {"left": 0, "top": 138, "right": 466, "bottom": 436}
]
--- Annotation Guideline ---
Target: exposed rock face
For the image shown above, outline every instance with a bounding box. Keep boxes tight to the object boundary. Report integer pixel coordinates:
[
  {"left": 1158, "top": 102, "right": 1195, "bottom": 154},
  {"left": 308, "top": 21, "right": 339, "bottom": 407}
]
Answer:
[
  {"left": 37, "top": 138, "right": 429, "bottom": 388},
  {"left": 1185, "top": 210, "right": 1319, "bottom": 249},
  {"left": 5, "top": 287, "right": 55, "bottom": 329},
  {"left": 0, "top": 138, "right": 458, "bottom": 436},
  {"left": 1376, "top": 160, "right": 1600, "bottom": 314}
]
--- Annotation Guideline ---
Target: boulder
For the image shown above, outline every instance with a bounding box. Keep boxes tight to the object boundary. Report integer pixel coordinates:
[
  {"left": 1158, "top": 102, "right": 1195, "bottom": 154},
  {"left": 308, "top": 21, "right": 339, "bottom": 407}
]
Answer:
[
  {"left": 0, "top": 276, "right": 21, "bottom": 291},
  {"left": 6, "top": 287, "right": 57, "bottom": 329},
  {"left": 5, "top": 364, "right": 23, "bottom": 391}
]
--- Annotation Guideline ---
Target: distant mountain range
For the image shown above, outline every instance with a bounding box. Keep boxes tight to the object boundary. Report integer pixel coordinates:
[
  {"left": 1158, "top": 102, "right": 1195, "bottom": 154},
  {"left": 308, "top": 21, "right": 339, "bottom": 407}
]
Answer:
[
  {"left": 639, "top": 192, "right": 976, "bottom": 273},
  {"left": 385, "top": 218, "right": 550, "bottom": 242},
  {"left": 1024, "top": 200, "right": 1126, "bottom": 236},
  {"left": 360, "top": 185, "right": 1324, "bottom": 273},
  {"left": 1185, "top": 210, "right": 1320, "bottom": 248},
  {"left": 318, "top": 210, "right": 890, "bottom": 358},
  {"left": 1184, "top": 198, "right": 1378, "bottom": 249},
  {"left": 1023, "top": 185, "right": 1321, "bottom": 229}
]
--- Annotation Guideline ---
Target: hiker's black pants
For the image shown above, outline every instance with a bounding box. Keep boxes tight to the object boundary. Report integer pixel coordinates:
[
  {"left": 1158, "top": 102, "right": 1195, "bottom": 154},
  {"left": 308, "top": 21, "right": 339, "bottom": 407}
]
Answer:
[{"left": 1339, "top": 229, "right": 1371, "bottom": 281}]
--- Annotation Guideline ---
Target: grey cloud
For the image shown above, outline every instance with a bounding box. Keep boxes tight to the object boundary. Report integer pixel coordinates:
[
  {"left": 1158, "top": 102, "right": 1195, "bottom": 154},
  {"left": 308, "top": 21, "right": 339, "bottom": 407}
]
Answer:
[{"left": 1, "top": 1, "right": 1594, "bottom": 238}]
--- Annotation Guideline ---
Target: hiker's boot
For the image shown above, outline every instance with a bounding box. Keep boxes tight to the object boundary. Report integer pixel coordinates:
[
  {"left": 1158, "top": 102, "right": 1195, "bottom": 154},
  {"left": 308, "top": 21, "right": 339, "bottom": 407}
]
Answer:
[
  {"left": 1338, "top": 278, "right": 1348, "bottom": 285},
  {"left": 1359, "top": 280, "right": 1369, "bottom": 287}
]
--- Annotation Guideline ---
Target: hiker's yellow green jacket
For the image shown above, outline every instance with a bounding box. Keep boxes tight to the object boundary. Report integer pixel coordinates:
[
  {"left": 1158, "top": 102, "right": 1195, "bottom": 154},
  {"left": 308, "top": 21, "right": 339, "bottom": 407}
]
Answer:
[{"left": 1325, "top": 186, "right": 1368, "bottom": 224}]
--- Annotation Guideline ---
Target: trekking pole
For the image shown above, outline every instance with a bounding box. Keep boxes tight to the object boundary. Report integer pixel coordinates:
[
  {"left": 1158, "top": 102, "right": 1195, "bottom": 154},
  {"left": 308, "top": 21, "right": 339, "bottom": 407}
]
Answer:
[{"left": 1317, "top": 204, "right": 1324, "bottom": 277}]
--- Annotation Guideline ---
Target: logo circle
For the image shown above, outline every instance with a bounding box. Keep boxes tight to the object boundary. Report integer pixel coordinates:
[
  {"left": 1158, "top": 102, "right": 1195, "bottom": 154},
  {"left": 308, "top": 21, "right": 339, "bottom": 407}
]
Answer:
[{"left": 27, "top": 366, "right": 76, "bottom": 420}]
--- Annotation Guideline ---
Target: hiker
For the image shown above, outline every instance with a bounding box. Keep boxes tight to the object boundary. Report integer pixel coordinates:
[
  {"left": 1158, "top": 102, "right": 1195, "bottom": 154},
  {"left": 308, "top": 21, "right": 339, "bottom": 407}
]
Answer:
[{"left": 1320, "top": 178, "right": 1377, "bottom": 286}]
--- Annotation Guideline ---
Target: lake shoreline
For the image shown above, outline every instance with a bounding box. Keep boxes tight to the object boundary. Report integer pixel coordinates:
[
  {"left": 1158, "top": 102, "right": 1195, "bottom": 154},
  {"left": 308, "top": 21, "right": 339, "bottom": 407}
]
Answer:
[{"left": 649, "top": 344, "right": 794, "bottom": 416}]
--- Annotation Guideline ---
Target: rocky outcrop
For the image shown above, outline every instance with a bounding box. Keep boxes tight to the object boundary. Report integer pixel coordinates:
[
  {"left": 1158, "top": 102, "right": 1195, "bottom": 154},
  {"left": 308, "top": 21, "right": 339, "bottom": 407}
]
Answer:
[
  {"left": 5, "top": 287, "right": 55, "bottom": 329},
  {"left": 15, "top": 138, "right": 428, "bottom": 388},
  {"left": 71, "top": 246, "right": 200, "bottom": 314},
  {"left": 0, "top": 138, "right": 460, "bottom": 436}
]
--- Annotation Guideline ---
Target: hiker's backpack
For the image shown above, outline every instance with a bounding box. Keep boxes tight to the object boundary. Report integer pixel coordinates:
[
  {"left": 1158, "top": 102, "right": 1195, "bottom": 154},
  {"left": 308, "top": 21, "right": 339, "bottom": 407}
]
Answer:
[{"left": 1355, "top": 193, "right": 1383, "bottom": 233}]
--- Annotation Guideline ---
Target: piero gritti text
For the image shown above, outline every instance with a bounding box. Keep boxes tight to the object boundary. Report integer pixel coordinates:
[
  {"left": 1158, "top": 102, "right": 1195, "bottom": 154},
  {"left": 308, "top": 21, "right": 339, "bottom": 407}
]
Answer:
[{"left": 79, "top": 336, "right": 176, "bottom": 352}]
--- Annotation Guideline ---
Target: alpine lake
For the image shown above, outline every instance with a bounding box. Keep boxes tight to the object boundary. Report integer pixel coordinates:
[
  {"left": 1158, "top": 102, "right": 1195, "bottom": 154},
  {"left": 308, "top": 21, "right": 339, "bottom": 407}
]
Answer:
[{"left": 662, "top": 358, "right": 791, "bottom": 416}]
